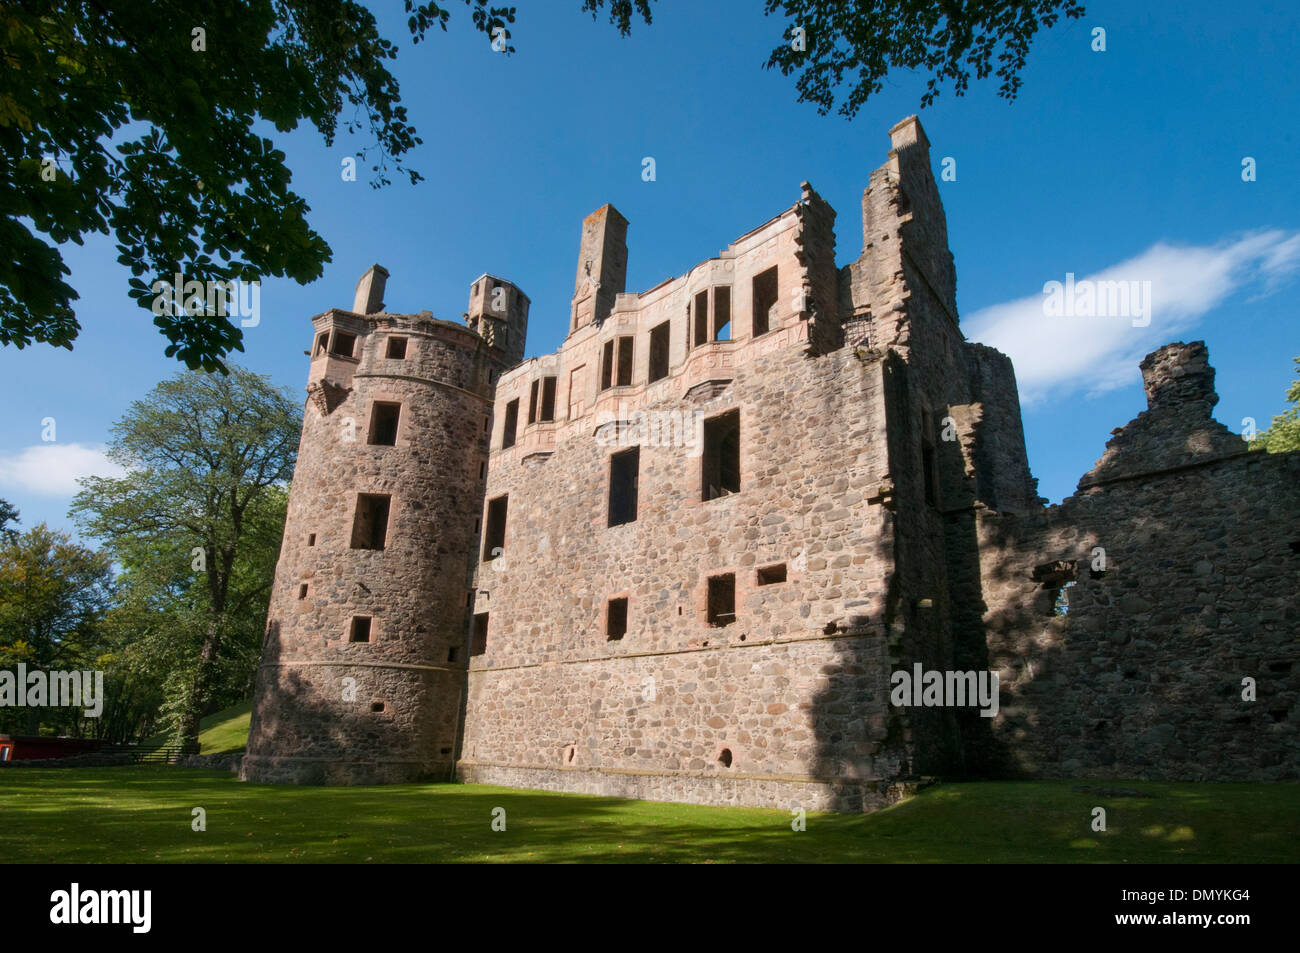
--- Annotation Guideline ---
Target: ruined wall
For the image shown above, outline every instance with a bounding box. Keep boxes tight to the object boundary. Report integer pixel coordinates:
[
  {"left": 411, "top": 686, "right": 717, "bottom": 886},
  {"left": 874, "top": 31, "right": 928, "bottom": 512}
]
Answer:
[
  {"left": 459, "top": 337, "right": 914, "bottom": 811},
  {"left": 965, "top": 342, "right": 1300, "bottom": 781}
]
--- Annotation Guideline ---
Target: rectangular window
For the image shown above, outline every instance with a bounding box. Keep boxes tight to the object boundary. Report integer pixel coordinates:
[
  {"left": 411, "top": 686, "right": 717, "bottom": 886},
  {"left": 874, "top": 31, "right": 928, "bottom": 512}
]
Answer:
[
  {"left": 702, "top": 410, "right": 740, "bottom": 501},
  {"left": 349, "top": 616, "right": 372, "bottom": 643},
  {"left": 693, "top": 290, "right": 709, "bottom": 346},
  {"left": 921, "top": 410, "right": 938, "bottom": 507},
  {"left": 471, "top": 613, "right": 489, "bottom": 656},
  {"left": 330, "top": 330, "right": 357, "bottom": 357},
  {"left": 314, "top": 331, "right": 330, "bottom": 356},
  {"left": 502, "top": 399, "right": 519, "bottom": 449},
  {"left": 608, "top": 447, "right": 640, "bottom": 527},
  {"left": 616, "top": 336, "right": 634, "bottom": 387},
  {"left": 528, "top": 379, "right": 540, "bottom": 424},
  {"left": 350, "top": 494, "right": 391, "bottom": 550},
  {"left": 540, "top": 376, "right": 557, "bottom": 421},
  {"left": 752, "top": 266, "right": 778, "bottom": 337},
  {"left": 385, "top": 336, "right": 408, "bottom": 359},
  {"left": 368, "top": 402, "right": 401, "bottom": 446},
  {"left": 606, "top": 597, "right": 628, "bottom": 641},
  {"left": 707, "top": 574, "right": 735, "bottom": 627},
  {"left": 648, "top": 321, "right": 670, "bottom": 382},
  {"left": 714, "top": 286, "right": 731, "bottom": 341},
  {"left": 601, "top": 340, "right": 615, "bottom": 390},
  {"left": 298, "top": 583, "right": 309, "bottom": 600},
  {"left": 757, "top": 563, "right": 787, "bottom": 586},
  {"left": 483, "top": 495, "right": 508, "bottom": 561}
]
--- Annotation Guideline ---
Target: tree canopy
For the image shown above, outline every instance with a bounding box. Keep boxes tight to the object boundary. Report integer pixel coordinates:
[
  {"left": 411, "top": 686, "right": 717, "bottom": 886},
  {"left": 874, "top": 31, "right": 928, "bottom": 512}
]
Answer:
[{"left": 72, "top": 365, "right": 300, "bottom": 745}]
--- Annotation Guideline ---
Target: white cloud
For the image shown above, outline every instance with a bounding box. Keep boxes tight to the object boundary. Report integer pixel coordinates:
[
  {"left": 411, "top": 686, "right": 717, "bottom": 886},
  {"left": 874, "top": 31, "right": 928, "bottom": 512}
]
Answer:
[
  {"left": 963, "top": 230, "right": 1300, "bottom": 404},
  {"left": 0, "top": 443, "right": 126, "bottom": 497}
]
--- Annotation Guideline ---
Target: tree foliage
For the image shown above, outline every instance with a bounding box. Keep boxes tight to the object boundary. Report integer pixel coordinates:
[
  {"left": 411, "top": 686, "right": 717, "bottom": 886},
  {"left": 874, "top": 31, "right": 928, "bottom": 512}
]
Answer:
[
  {"left": 71, "top": 366, "right": 299, "bottom": 745},
  {"left": 0, "top": 523, "right": 113, "bottom": 734},
  {"left": 2, "top": 0, "right": 516, "bottom": 371},
  {"left": 762, "top": 0, "right": 1086, "bottom": 117},
  {"left": 1250, "top": 356, "right": 1300, "bottom": 454}
]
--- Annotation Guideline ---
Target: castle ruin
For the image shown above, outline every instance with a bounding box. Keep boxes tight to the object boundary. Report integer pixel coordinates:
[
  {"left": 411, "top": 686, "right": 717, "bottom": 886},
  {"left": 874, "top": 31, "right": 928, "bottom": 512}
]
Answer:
[{"left": 241, "top": 117, "right": 1299, "bottom": 810}]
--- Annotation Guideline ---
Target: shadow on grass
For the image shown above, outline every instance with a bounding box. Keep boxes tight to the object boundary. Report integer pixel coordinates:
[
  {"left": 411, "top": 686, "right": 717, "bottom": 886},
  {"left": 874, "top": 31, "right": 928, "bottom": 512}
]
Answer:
[{"left": 1, "top": 768, "right": 1296, "bottom": 864}]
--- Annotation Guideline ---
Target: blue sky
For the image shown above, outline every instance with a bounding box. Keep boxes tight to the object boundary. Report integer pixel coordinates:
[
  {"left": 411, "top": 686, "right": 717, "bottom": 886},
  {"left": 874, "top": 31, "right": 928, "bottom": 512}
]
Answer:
[{"left": 2, "top": 0, "right": 1298, "bottom": 537}]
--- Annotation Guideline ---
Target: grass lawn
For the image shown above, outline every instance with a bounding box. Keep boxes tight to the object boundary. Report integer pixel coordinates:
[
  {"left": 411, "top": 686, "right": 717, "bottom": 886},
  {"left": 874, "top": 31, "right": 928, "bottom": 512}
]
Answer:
[
  {"left": 0, "top": 767, "right": 1295, "bottom": 863},
  {"left": 145, "top": 701, "right": 251, "bottom": 754}
]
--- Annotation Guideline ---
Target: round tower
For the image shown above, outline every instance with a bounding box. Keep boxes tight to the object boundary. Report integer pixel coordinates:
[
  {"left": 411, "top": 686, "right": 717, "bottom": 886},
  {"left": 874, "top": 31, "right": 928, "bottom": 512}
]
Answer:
[{"left": 241, "top": 266, "right": 524, "bottom": 784}]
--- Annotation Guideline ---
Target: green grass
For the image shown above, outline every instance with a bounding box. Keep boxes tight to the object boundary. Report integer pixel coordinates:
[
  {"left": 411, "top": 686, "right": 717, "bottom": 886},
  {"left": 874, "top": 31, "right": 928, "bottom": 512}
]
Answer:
[
  {"left": 145, "top": 700, "right": 251, "bottom": 753},
  {"left": 0, "top": 768, "right": 1295, "bottom": 863}
]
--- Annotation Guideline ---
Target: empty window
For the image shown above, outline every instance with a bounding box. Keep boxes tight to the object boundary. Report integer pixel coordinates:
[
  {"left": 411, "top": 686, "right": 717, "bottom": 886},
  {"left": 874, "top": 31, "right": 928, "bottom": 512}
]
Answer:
[
  {"left": 601, "top": 340, "right": 615, "bottom": 390},
  {"left": 702, "top": 410, "right": 740, "bottom": 501},
  {"left": 330, "top": 330, "right": 356, "bottom": 357},
  {"left": 502, "top": 399, "right": 519, "bottom": 449},
  {"left": 608, "top": 447, "right": 640, "bottom": 526},
  {"left": 708, "top": 573, "right": 735, "bottom": 627},
  {"left": 757, "top": 563, "right": 787, "bottom": 586},
  {"left": 921, "top": 410, "right": 938, "bottom": 506},
  {"left": 307, "top": 533, "right": 316, "bottom": 547},
  {"left": 368, "top": 402, "right": 401, "bottom": 446},
  {"left": 530, "top": 377, "right": 557, "bottom": 423},
  {"left": 648, "top": 321, "right": 670, "bottom": 382},
  {"left": 752, "top": 266, "right": 778, "bottom": 337},
  {"left": 616, "top": 336, "right": 633, "bottom": 387},
  {"left": 718, "top": 748, "right": 733, "bottom": 768},
  {"left": 693, "top": 290, "right": 709, "bottom": 347},
  {"left": 386, "top": 336, "right": 408, "bottom": 359},
  {"left": 371, "top": 701, "right": 385, "bottom": 713},
  {"left": 922, "top": 444, "right": 937, "bottom": 506},
  {"left": 606, "top": 597, "right": 628, "bottom": 641},
  {"left": 540, "top": 376, "right": 557, "bottom": 421},
  {"left": 471, "top": 613, "right": 489, "bottom": 656},
  {"left": 314, "top": 331, "right": 330, "bottom": 356},
  {"left": 350, "top": 494, "right": 391, "bottom": 550},
  {"left": 714, "top": 286, "right": 731, "bottom": 341},
  {"left": 298, "top": 583, "right": 309, "bottom": 600},
  {"left": 349, "top": 616, "right": 372, "bottom": 643},
  {"left": 483, "top": 495, "right": 508, "bottom": 561},
  {"left": 447, "top": 646, "right": 458, "bottom": 663}
]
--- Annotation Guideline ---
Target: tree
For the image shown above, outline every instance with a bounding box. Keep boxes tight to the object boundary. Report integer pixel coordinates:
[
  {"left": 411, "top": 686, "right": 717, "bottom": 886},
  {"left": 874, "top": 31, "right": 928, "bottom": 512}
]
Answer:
[
  {"left": 762, "top": 0, "right": 1086, "bottom": 117},
  {"left": 4, "top": 0, "right": 1083, "bottom": 371},
  {"left": 2, "top": 0, "right": 519, "bottom": 371},
  {"left": 71, "top": 366, "right": 299, "bottom": 746},
  {"left": 0, "top": 499, "right": 18, "bottom": 542},
  {"left": 0, "top": 523, "right": 113, "bottom": 734},
  {"left": 1250, "top": 356, "right": 1300, "bottom": 454}
]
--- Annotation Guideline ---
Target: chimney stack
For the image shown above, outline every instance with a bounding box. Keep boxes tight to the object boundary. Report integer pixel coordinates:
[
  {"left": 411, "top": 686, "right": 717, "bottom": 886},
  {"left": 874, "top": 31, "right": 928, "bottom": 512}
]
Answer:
[{"left": 353, "top": 264, "right": 389, "bottom": 315}]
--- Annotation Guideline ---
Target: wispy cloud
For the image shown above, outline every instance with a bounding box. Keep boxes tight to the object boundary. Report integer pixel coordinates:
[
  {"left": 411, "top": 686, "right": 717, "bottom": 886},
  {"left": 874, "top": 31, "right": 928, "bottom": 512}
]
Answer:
[
  {"left": 963, "top": 230, "right": 1300, "bottom": 404},
  {"left": 0, "top": 444, "right": 126, "bottom": 497}
]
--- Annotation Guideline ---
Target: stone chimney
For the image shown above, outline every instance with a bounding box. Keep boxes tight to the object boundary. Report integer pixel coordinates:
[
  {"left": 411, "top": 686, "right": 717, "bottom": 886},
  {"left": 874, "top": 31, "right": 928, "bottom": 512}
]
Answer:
[
  {"left": 1140, "top": 341, "right": 1217, "bottom": 412},
  {"left": 353, "top": 264, "right": 389, "bottom": 315}
]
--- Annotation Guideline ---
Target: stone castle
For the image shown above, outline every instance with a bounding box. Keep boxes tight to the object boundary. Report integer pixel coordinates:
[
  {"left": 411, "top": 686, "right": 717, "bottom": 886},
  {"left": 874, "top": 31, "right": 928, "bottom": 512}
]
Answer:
[{"left": 241, "top": 117, "right": 1299, "bottom": 810}]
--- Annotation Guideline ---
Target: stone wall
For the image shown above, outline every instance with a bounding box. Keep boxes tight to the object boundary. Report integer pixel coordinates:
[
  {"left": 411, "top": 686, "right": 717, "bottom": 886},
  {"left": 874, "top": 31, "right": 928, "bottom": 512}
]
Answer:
[{"left": 962, "top": 342, "right": 1300, "bottom": 781}]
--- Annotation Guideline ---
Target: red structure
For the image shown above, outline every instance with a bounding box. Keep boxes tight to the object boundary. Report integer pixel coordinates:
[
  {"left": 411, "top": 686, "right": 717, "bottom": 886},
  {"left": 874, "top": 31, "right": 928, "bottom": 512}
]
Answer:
[{"left": 0, "top": 736, "right": 103, "bottom": 760}]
